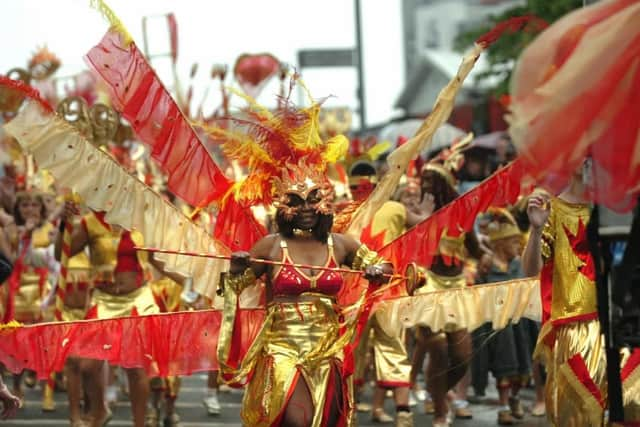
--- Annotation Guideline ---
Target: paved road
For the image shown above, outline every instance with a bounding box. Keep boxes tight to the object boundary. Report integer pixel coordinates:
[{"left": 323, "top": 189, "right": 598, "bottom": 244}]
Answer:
[{"left": 5, "top": 374, "right": 550, "bottom": 426}]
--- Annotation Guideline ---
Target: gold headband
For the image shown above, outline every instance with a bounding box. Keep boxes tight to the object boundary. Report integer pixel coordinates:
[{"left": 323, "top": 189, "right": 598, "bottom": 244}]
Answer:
[{"left": 423, "top": 163, "right": 456, "bottom": 188}]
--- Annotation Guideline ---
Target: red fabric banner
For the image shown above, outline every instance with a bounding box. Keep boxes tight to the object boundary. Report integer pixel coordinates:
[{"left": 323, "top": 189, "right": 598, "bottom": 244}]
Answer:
[
  {"left": 380, "top": 160, "right": 525, "bottom": 270},
  {"left": 338, "top": 160, "right": 525, "bottom": 307},
  {"left": 85, "top": 30, "right": 231, "bottom": 208},
  {"left": 214, "top": 197, "right": 268, "bottom": 252},
  {"left": 0, "top": 309, "right": 265, "bottom": 380}
]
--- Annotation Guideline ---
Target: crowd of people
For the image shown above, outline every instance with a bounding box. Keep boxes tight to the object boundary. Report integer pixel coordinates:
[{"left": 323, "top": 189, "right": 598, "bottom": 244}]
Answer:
[
  {"left": 0, "top": 127, "right": 596, "bottom": 427},
  {"left": 1, "top": 2, "right": 640, "bottom": 427}
]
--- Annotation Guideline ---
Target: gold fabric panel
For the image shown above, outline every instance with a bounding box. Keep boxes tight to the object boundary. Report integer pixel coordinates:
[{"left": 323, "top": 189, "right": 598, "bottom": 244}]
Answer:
[
  {"left": 381, "top": 277, "right": 541, "bottom": 334},
  {"left": 4, "top": 102, "right": 228, "bottom": 300},
  {"left": 545, "top": 197, "right": 597, "bottom": 322},
  {"left": 241, "top": 298, "right": 353, "bottom": 427},
  {"left": 91, "top": 286, "right": 159, "bottom": 318}
]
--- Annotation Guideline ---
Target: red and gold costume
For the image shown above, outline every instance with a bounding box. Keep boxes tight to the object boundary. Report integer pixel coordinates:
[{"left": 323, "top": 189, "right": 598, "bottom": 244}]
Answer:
[
  {"left": 5, "top": 222, "right": 53, "bottom": 324},
  {"left": 219, "top": 239, "right": 382, "bottom": 427},
  {"left": 357, "top": 201, "right": 412, "bottom": 388},
  {"left": 82, "top": 211, "right": 157, "bottom": 318},
  {"left": 535, "top": 197, "right": 640, "bottom": 425},
  {"left": 59, "top": 250, "right": 92, "bottom": 321}
]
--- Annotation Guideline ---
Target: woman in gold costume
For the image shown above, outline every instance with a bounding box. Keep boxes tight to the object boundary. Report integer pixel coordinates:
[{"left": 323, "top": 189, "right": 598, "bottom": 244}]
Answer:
[
  {"left": 409, "top": 159, "right": 489, "bottom": 427},
  {"left": 221, "top": 166, "right": 392, "bottom": 427},
  {"left": 2, "top": 191, "right": 56, "bottom": 407},
  {"left": 55, "top": 204, "right": 175, "bottom": 427}
]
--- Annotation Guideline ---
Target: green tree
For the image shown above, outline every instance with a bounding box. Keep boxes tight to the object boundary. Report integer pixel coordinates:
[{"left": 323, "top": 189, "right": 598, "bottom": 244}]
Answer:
[{"left": 454, "top": 0, "right": 584, "bottom": 96}]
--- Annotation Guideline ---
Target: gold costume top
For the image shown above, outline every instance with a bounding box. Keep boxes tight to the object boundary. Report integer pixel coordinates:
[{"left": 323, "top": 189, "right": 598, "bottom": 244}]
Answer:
[
  {"left": 540, "top": 197, "right": 597, "bottom": 325},
  {"left": 66, "top": 251, "right": 91, "bottom": 287},
  {"left": 82, "top": 211, "right": 149, "bottom": 285}
]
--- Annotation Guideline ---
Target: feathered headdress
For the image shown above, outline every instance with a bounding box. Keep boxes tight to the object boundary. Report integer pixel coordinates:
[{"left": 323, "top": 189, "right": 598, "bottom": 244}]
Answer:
[
  {"left": 199, "top": 74, "right": 348, "bottom": 212},
  {"left": 28, "top": 46, "right": 61, "bottom": 81},
  {"left": 422, "top": 132, "right": 473, "bottom": 187}
]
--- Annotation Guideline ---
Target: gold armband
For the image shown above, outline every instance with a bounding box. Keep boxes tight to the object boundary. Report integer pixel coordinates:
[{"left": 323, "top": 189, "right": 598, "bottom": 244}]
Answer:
[
  {"left": 351, "top": 244, "right": 385, "bottom": 271},
  {"left": 223, "top": 268, "right": 256, "bottom": 295},
  {"left": 541, "top": 226, "right": 554, "bottom": 262}
]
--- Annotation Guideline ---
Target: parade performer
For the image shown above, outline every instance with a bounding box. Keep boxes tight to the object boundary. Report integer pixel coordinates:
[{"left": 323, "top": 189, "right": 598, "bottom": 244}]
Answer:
[
  {"left": 54, "top": 205, "right": 168, "bottom": 427},
  {"left": 201, "top": 76, "right": 393, "bottom": 426},
  {"left": 2, "top": 190, "right": 57, "bottom": 409},
  {"left": 523, "top": 168, "right": 640, "bottom": 426},
  {"left": 409, "top": 143, "right": 490, "bottom": 427},
  {"left": 347, "top": 157, "right": 430, "bottom": 425},
  {"left": 508, "top": 1, "right": 640, "bottom": 425}
]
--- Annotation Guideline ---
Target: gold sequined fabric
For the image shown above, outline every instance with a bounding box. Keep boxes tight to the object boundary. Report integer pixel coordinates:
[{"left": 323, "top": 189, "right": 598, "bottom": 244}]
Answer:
[
  {"left": 358, "top": 305, "right": 411, "bottom": 386},
  {"left": 542, "top": 197, "right": 597, "bottom": 322},
  {"left": 351, "top": 244, "right": 383, "bottom": 271},
  {"left": 91, "top": 286, "right": 159, "bottom": 318},
  {"left": 241, "top": 298, "right": 353, "bottom": 427}
]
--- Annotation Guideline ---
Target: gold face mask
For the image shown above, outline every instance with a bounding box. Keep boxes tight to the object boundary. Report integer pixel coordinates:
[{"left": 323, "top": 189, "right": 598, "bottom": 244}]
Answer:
[{"left": 272, "top": 163, "right": 334, "bottom": 220}]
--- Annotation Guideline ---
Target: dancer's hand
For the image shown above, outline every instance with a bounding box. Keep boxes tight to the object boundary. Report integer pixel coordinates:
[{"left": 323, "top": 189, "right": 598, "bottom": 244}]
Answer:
[
  {"left": 229, "top": 251, "right": 251, "bottom": 275},
  {"left": 418, "top": 192, "right": 435, "bottom": 217},
  {"left": 61, "top": 200, "right": 80, "bottom": 221},
  {"left": 527, "top": 194, "right": 550, "bottom": 230},
  {"left": 0, "top": 383, "right": 20, "bottom": 419},
  {"left": 364, "top": 264, "right": 386, "bottom": 285}
]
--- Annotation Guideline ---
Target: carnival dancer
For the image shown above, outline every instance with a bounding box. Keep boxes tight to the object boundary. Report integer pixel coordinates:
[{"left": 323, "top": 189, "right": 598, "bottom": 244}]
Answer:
[
  {"left": 348, "top": 159, "right": 430, "bottom": 426},
  {"left": 225, "top": 171, "right": 392, "bottom": 427},
  {"left": 198, "top": 75, "right": 394, "bottom": 425},
  {"left": 472, "top": 208, "right": 534, "bottom": 425},
  {"left": 2, "top": 190, "right": 57, "bottom": 410},
  {"left": 55, "top": 205, "right": 175, "bottom": 427},
  {"left": 522, "top": 165, "right": 640, "bottom": 426},
  {"left": 409, "top": 146, "right": 490, "bottom": 427}
]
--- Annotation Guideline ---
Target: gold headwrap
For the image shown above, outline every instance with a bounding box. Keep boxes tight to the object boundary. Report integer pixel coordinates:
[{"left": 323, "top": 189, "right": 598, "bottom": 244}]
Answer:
[{"left": 422, "top": 132, "right": 473, "bottom": 187}]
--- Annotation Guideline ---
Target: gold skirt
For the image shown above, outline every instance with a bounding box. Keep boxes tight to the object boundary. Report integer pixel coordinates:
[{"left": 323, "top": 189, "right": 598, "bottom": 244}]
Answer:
[
  {"left": 535, "top": 319, "right": 640, "bottom": 426},
  {"left": 241, "top": 297, "right": 353, "bottom": 427},
  {"left": 92, "top": 285, "right": 159, "bottom": 319},
  {"left": 414, "top": 270, "right": 466, "bottom": 333},
  {"left": 13, "top": 283, "right": 45, "bottom": 323},
  {"left": 60, "top": 306, "right": 88, "bottom": 322}
]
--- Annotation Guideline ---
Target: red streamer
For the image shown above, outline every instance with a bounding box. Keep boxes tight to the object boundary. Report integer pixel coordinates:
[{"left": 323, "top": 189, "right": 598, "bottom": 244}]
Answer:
[
  {"left": 338, "top": 160, "right": 526, "bottom": 307},
  {"left": 0, "top": 309, "right": 265, "bottom": 380},
  {"left": 0, "top": 75, "right": 54, "bottom": 114},
  {"left": 85, "top": 30, "right": 231, "bottom": 208},
  {"left": 476, "top": 15, "right": 548, "bottom": 47}
]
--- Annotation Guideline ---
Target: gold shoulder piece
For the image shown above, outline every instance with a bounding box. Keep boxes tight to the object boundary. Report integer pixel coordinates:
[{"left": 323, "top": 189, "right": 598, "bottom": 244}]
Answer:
[{"left": 351, "top": 244, "right": 384, "bottom": 271}]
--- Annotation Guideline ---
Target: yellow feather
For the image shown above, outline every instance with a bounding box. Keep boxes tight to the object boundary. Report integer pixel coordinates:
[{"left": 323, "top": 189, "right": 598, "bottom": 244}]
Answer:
[
  {"left": 227, "top": 87, "right": 273, "bottom": 119},
  {"left": 366, "top": 141, "right": 392, "bottom": 162},
  {"left": 323, "top": 134, "right": 348, "bottom": 163},
  {"left": 89, "top": 0, "right": 133, "bottom": 46}
]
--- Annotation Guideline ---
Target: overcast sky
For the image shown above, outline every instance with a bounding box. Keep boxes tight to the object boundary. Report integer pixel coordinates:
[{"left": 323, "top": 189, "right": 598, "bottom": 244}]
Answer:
[{"left": 1, "top": 0, "right": 406, "bottom": 128}]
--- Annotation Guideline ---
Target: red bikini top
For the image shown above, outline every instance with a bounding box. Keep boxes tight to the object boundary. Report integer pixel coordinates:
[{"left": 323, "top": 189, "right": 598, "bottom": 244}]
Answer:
[{"left": 271, "top": 235, "right": 343, "bottom": 297}]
